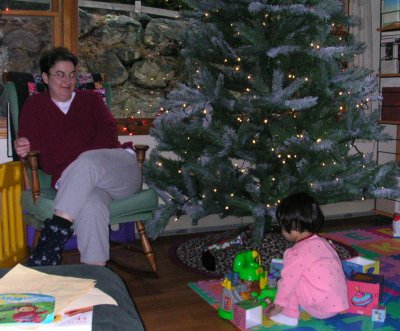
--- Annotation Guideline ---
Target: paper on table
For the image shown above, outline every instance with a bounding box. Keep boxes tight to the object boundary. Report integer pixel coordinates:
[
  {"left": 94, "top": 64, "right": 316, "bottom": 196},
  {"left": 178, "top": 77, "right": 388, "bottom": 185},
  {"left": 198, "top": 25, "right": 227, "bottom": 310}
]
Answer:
[
  {"left": 0, "top": 288, "right": 117, "bottom": 331},
  {"left": 0, "top": 264, "right": 95, "bottom": 314},
  {"left": 59, "top": 287, "right": 117, "bottom": 314}
]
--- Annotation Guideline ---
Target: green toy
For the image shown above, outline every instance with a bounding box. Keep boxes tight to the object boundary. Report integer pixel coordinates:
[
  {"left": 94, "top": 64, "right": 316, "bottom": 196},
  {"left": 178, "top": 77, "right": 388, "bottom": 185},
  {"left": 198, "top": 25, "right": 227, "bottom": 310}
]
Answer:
[
  {"left": 218, "top": 277, "right": 247, "bottom": 320},
  {"left": 218, "top": 250, "right": 276, "bottom": 321},
  {"left": 233, "top": 250, "right": 267, "bottom": 288},
  {"left": 253, "top": 288, "right": 278, "bottom": 307}
]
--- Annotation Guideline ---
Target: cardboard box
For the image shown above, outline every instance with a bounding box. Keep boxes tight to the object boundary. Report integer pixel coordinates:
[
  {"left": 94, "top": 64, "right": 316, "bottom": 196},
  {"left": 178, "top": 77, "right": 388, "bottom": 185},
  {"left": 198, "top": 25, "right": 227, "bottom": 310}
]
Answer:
[
  {"left": 347, "top": 273, "right": 384, "bottom": 316},
  {"left": 382, "top": 0, "right": 400, "bottom": 27},
  {"left": 233, "top": 301, "right": 262, "bottom": 329},
  {"left": 342, "top": 257, "right": 380, "bottom": 278}
]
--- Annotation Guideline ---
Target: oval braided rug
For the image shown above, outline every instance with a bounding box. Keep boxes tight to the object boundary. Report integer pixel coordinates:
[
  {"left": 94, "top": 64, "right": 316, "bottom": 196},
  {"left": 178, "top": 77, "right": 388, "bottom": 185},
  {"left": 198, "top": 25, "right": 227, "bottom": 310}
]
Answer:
[{"left": 169, "top": 229, "right": 358, "bottom": 278}]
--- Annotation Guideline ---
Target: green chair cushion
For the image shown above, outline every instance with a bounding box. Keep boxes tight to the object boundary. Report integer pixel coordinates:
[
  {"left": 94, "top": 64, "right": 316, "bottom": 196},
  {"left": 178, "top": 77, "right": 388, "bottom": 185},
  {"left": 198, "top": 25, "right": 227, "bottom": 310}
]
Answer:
[{"left": 22, "top": 187, "right": 158, "bottom": 230}]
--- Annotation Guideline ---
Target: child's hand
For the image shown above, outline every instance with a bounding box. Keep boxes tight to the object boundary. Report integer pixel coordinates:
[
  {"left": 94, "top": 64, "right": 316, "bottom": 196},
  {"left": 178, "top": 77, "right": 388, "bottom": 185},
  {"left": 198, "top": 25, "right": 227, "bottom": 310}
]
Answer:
[{"left": 265, "top": 304, "right": 283, "bottom": 318}]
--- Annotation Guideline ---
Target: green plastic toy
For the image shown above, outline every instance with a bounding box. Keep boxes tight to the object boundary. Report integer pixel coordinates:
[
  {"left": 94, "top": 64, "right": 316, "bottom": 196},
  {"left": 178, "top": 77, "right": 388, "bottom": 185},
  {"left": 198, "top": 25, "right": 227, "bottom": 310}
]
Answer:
[{"left": 233, "top": 250, "right": 267, "bottom": 287}]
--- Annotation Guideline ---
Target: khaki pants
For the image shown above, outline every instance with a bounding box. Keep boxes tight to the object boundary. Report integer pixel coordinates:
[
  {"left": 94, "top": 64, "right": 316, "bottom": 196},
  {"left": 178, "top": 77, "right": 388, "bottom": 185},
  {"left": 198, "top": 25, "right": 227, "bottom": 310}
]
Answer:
[{"left": 54, "top": 148, "right": 141, "bottom": 264}]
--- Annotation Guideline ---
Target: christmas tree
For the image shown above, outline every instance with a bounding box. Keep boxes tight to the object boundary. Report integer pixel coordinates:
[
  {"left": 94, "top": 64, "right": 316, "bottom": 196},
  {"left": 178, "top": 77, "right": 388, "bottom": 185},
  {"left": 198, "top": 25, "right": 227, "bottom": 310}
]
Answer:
[{"left": 144, "top": 0, "right": 400, "bottom": 242}]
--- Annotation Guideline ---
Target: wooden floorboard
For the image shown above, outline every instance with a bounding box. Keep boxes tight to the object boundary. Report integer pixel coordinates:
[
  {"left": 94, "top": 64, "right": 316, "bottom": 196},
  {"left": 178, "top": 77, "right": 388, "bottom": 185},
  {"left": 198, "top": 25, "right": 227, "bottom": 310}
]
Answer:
[{"left": 62, "top": 215, "right": 392, "bottom": 331}]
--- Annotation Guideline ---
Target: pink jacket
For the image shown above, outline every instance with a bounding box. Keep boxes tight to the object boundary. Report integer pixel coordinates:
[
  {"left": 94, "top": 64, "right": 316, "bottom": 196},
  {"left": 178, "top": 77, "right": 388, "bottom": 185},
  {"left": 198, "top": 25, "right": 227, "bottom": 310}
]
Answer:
[{"left": 274, "top": 235, "right": 349, "bottom": 314}]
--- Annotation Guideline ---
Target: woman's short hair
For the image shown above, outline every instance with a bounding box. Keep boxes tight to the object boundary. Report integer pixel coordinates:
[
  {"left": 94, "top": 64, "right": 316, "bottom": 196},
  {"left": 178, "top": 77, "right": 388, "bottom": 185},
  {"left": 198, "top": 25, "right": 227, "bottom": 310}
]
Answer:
[
  {"left": 276, "top": 192, "right": 324, "bottom": 233},
  {"left": 39, "top": 47, "right": 78, "bottom": 74}
]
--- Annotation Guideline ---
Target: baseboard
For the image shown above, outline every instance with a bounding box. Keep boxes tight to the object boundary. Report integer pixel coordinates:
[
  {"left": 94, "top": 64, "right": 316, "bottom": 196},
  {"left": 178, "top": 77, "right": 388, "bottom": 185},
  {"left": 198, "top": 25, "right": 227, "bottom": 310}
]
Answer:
[
  {"left": 160, "top": 210, "right": 376, "bottom": 237},
  {"left": 161, "top": 223, "right": 243, "bottom": 236},
  {"left": 324, "top": 210, "right": 374, "bottom": 220}
]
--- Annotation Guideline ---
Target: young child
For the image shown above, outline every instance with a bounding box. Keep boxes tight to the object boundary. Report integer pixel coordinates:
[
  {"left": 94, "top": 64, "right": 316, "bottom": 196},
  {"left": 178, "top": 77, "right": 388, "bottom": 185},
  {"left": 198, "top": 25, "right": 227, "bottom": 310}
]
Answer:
[{"left": 266, "top": 192, "right": 349, "bottom": 326}]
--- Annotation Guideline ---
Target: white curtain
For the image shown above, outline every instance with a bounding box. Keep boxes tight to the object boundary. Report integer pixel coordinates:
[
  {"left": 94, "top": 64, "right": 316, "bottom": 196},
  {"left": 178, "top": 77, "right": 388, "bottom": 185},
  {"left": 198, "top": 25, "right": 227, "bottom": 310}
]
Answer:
[{"left": 349, "top": 0, "right": 374, "bottom": 69}]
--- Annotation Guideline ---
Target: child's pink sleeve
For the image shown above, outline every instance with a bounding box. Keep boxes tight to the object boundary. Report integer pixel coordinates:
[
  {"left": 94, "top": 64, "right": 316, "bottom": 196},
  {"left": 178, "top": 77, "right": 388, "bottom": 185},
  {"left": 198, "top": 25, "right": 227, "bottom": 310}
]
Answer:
[{"left": 273, "top": 248, "right": 305, "bottom": 307}]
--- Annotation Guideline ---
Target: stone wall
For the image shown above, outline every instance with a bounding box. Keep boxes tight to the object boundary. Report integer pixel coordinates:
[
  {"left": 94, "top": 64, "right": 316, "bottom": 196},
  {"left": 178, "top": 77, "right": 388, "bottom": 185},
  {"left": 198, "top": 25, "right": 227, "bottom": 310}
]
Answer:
[{"left": 0, "top": 9, "right": 188, "bottom": 118}]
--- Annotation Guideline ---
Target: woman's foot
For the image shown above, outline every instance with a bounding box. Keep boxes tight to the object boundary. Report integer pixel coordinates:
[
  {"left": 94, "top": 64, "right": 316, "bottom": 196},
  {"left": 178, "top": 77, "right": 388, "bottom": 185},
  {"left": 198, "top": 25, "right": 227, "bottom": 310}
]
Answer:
[{"left": 27, "top": 218, "right": 73, "bottom": 266}]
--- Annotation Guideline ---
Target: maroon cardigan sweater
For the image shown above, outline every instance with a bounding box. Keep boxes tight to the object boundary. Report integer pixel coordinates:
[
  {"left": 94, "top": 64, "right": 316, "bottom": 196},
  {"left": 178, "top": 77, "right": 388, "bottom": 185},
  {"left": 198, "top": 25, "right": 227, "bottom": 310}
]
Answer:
[{"left": 18, "top": 90, "right": 122, "bottom": 187}]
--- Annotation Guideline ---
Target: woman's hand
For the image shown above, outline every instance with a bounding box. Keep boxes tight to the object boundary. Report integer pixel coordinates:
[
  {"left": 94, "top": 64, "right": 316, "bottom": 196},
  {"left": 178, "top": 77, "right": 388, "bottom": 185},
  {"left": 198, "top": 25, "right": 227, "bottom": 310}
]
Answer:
[
  {"left": 14, "top": 137, "right": 31, "bottom": 158},
  {"left": 265, "top": 303, "right": 283, "bottom": 318}
]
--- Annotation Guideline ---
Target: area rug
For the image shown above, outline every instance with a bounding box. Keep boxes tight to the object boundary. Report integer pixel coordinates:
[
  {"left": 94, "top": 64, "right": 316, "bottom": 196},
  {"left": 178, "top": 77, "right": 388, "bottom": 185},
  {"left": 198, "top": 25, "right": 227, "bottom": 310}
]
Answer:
[
  {"left": 188, "top": 225, "right": 400, "bottom": 330},
  {"left": 170, "top": 226, "right": 358, "bottom": 278}
]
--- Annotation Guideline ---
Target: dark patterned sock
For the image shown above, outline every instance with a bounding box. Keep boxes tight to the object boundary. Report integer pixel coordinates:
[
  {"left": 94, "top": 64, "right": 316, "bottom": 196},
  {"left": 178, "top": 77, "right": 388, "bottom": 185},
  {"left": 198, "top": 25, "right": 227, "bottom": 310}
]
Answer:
[
  {"left": 52, "top": 215, "right": 73, "bottom": 229},
  {"left": 27, "top": 217, "right": 73, "bottom": 266}
]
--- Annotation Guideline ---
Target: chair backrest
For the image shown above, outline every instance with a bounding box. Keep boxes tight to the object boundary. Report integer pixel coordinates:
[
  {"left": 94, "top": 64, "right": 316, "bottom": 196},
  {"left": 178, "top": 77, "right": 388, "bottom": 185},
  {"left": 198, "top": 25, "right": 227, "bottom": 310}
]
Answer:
[{"left": 2, "top": 71, "right": 112, "bottom": 160}]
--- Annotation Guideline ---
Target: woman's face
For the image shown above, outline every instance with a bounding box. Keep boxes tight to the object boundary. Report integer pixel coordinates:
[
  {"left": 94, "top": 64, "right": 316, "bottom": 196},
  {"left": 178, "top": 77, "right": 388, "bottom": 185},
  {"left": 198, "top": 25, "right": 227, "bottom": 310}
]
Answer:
[{"left": 42, "top": 60, "right": 76, "bottom": 102}]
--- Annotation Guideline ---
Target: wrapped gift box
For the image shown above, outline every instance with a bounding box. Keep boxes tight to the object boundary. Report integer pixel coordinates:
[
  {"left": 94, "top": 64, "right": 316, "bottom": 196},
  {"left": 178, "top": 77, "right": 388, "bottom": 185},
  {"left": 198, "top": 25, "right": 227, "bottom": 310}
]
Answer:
[{"left": 347, "top": 273, "right": 384, "bottom": 316}]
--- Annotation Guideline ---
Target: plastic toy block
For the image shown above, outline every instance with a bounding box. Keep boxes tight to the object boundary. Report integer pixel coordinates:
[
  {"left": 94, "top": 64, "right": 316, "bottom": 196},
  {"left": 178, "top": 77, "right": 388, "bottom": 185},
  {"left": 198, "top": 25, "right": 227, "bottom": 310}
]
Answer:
[
  {"left": 347, "top": 273, "right": 384, "bottom": 316},
  {"left": 233, "top": 300, "right": 262, "bottom": 330},
  {"left": 342, "top": 256, "right": 380, "bottom": 278},
  {"left": 372, "top": 306, "right": 386, "bottom": 322}
]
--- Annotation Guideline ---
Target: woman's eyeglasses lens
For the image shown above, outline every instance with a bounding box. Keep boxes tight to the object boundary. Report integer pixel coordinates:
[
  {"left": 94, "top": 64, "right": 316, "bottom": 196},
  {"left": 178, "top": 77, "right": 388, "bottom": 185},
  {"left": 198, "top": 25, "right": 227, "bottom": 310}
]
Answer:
[{"left": 50, "top": 72, "right": 77, "bottom": 81}]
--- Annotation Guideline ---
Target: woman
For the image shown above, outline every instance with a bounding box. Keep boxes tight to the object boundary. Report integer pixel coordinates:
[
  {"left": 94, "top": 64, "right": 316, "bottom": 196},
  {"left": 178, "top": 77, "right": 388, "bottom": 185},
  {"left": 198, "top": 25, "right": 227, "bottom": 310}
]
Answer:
[{"left": 14, "top": 47, "right": 141, "bottom": 266}]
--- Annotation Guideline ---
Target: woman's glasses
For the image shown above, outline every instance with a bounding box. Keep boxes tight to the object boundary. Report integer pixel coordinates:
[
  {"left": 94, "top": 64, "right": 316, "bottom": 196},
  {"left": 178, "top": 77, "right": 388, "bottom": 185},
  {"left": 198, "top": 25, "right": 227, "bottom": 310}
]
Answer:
[{"left": 48, "top": 71, "right": 77, "bottom": 82}]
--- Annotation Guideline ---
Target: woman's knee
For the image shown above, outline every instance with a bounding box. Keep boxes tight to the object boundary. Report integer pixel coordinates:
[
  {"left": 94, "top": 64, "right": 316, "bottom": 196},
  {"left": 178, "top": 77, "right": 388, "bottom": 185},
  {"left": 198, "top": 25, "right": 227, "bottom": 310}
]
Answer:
[{"left": 76, "top": 149, "right": 103, "bottom": 166}]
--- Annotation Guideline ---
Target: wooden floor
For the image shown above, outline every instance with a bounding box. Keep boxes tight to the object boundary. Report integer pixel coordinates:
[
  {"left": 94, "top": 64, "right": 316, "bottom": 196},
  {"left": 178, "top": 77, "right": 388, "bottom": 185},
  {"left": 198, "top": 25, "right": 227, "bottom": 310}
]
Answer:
[{"left": 64, "top": 215, "right": 391, "bottom": 331}]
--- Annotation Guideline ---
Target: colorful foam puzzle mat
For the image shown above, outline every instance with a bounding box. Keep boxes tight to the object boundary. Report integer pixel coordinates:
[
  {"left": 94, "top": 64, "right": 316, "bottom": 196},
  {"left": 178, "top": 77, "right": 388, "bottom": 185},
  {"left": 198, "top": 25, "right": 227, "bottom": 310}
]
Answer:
[{"left": 189, "top": 225, "right": 400, "bottom": 330}]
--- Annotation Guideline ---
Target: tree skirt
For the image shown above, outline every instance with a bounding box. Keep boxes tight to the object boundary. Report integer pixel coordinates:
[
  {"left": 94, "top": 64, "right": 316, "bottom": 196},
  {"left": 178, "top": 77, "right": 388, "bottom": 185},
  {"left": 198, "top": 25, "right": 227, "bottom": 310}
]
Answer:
[{"left": 169, "top": 227, "right": 358, "bottom": 278}]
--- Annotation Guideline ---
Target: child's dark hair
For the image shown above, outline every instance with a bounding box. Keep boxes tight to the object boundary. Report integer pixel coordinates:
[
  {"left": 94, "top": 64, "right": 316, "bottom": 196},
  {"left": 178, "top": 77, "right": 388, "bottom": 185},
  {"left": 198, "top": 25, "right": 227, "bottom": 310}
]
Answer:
[
  {"left": 39, "top": 47, "right": 78, "bottom": 74},
  {"left": 276, "top": 192, "right": 324, "bottom": 233}
]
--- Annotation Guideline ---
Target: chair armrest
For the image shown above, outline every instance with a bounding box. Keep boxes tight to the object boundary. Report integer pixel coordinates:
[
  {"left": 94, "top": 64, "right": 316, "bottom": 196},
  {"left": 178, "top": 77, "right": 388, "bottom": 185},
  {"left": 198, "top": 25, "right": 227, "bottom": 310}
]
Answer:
[
  {"left": 133, "top": 145, "right": 149, "bottom": 188},
  {"left": 26, "top": 150, "right": 41, "bottom": 203},
  {"left": 134, "top": 145, "right": 149, "bottom": 169}
]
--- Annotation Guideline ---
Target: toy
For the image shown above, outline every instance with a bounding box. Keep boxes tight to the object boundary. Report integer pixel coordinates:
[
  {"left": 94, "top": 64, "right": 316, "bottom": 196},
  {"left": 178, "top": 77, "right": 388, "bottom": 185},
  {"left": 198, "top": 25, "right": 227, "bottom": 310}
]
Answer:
[
  {"left": 342, "top": 257, "right": 380, "bottom": 278},
  {"left": 233, "top": 250, "right": 267, "bottom": 290},
  {"left": 393, "top": 213, "right": 400, "bottom": 237},
  {"left": 267, "top": 274, "right": 277, "bottom": 288},
  {"left": 372, "top": 306, "right": 386, "bottom": 322},
  {"left": 347, "top": 272, "right": 384, "bottom": 315},
  {"left": 269, "top": 258, "right": 284, "bottom": 279},
  {"left": 218, "top": 250, "right": 269, "bottom": 320},
  {"left": 233, "top": 300, "right": 262, "bottom": 329},
  {"left": 253, "top": 288, "right": 277, "bottom": 307},
  {"left": 218, "top": 276, "right": 248, "bottom": 320}
]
